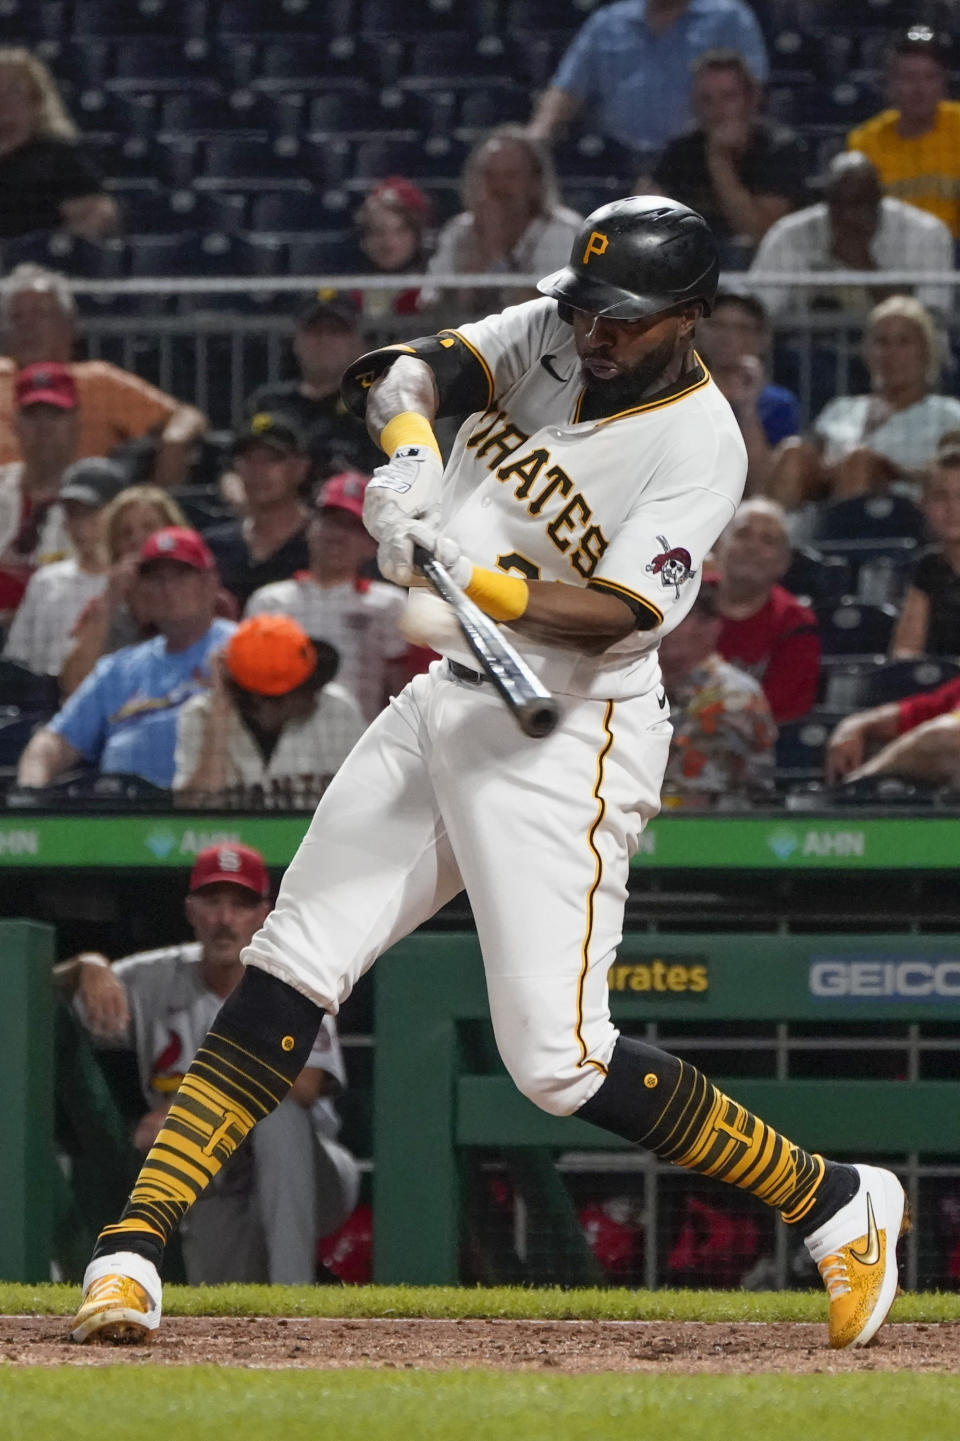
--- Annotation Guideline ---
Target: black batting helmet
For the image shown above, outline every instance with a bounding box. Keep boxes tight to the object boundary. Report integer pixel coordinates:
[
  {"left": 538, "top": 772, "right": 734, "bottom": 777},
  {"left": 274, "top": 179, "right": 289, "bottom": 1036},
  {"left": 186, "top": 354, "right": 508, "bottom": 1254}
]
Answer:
[{"left": 537, "top": 196, "right": 719, "bottom": 321}]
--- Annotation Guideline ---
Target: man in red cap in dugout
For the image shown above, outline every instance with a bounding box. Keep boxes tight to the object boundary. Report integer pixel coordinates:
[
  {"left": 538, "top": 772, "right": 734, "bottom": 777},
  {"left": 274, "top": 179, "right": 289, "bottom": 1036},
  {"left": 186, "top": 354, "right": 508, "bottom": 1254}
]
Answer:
[
  {"left": 57, "top": 841, "right": 359, "bottom": 1285},
  {"left": 16, "top": 525, "right": 235, "bottom": 791}
]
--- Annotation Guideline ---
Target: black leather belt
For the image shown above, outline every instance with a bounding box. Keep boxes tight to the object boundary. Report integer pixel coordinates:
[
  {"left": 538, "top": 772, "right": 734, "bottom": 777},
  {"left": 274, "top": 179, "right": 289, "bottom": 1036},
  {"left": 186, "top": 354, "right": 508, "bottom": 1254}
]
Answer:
[{"left": 447, "top": 659, "right": 487, "bottom": 686}]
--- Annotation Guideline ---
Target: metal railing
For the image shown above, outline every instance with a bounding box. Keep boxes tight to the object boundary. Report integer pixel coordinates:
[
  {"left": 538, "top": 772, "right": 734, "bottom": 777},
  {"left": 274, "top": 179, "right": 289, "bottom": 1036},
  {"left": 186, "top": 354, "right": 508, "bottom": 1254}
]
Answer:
[{"left": 46, "top": 267, "right": 959, "bottom": 430}]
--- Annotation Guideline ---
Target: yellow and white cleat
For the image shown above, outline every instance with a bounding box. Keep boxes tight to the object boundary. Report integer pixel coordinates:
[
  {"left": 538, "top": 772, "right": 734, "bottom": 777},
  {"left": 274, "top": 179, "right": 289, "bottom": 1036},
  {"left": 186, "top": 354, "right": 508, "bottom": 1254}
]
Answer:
[
  {"left": 71, "top": 1252, "right": 162, "bottom": 1344},
  {"left": 804, "top": 1163, "right": 908, "bottom": 1348}
]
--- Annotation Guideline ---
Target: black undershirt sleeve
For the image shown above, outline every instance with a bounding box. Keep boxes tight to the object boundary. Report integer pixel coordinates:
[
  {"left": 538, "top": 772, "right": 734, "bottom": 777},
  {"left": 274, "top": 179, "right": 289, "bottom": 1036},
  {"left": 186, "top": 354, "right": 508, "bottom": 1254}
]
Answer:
[{"left": 340, "top": 332, "right": 493, "bottom": 424}]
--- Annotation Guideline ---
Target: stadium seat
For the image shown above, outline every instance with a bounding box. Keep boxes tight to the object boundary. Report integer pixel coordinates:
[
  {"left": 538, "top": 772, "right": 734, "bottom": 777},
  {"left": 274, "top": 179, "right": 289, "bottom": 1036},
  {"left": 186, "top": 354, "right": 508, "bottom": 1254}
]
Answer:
[
  {"left": 865, "top": 657, "right": 960, "bottom": 705},
  {"left": 812, "top": 492, "right": 928, "bottom": 544},
  {"left": 1, "top": 230, "right": 126, "bottom": 279},
  {"left": 71, "top": 0, "right": 206, "bottom": 35},
  {"left": 818, "top": 656, "right": 887, "bottom": 710},
  {"left": 782, "top": 546, "right": 853, "bottom": 607},
  {"left": 775, "top": 715, "right": 837, "bottom": 784},
  {"left": 251, "top": 38, "right": 402, "bottom": 92},
  {"left": 456, "top": 84, "right": 531, "bottom": 139},
  {"left": 214, "top": 0, "right": 353, "bottom": 37},
  {"left": 36, "top": 39, "right": 113, "bottom": 91},
  {"left": 307, "top": 88, "right": 407, "bottom": 140},
  {"left": 815, "top": 537, "right": 920, "bottom": 597},
  {"left": 359, "top": 0, "right": 470, "bottom": 35},
  {"left": 0, "top": 663, "right": 60, "bottom": 716},
  {"left": 793, "top": 78, "right": 885, "bottom": 127},
  {"left": 107, "top": 38, "right": 218, "bottom": 92},
  {"left": 250, "top": 190, "right": 337, "bottom": 236},
  {"left": 0, "top": 1, "right": 69, "bottom": 42},
  {"left": 122, "top": 188, "right": 247, "bottom": 235},
  {"left": 287, "top": 233, "right": 359, "bottom": 278},
  {"left": 400, "top": 33, "right": 508, "bottom": 89},
  {"left": 158, "top": 90, "right": 271, "bottom": 138},
  {"left": 196, "top": 136, "right": 329, "bottom": 191},
  {"left": 815, "top": 600, "right": 898, "bottom": 657}
]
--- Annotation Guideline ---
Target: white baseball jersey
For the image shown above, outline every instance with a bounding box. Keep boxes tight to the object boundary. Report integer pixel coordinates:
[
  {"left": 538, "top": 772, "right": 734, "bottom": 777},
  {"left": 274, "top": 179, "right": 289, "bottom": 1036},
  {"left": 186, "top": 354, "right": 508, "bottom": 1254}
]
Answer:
[
  {"left": 3, "top": 557, "right": 106, "bottom": 676},
  {"left": 245, "top": 575, "right": 408, "bottom": 721},
  {"left": 244, "top": 297, "right": 748, "bottom": 1119},
  {"left": 74, "top": 942, "right": 347, "bottom": 1142},
  {"left": 172, "top": 681, "right": 365, "bottom": 793},
  {"left": 358, "top": 298, "right": 745, "bottom": 700}
]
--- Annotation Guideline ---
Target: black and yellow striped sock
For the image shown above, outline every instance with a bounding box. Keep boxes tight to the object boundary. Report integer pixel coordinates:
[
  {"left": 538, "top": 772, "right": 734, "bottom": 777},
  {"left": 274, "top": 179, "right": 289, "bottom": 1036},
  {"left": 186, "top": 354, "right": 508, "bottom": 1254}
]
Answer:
[
  {"left": 577, "top": 1036, "right": 854, "bottom": 1229},
  {"left": 93, "top": 968, "right": 324, "bottom": 1268}
]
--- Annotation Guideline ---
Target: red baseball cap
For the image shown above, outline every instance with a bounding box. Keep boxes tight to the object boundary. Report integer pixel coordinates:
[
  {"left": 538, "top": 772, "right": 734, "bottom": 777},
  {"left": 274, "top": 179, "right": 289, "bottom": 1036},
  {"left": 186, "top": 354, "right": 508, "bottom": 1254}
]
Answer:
[
  {"left": 226, "top": 613, "right": 318, "bottom": 696},
  {"left": 138, "top": 525, "right": 215, "bottom": 573},
  {"left": 15, "top": 361, "right": 78, "bottom": 410},
  {"left": 314, "top": 470, "right": 369, "bottom": 520},
  {"left": 189, "top": 843, "right": 270, "bottom": 898},
  {"left": 366, "top": 176, "right": 432, "bottom": 223}
]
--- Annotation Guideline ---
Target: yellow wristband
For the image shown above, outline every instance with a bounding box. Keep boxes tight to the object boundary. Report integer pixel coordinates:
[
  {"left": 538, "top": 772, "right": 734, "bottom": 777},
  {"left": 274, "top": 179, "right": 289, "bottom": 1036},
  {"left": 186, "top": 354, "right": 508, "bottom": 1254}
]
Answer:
[
  {"left": 379, "top": 411, "right": 442, "bottom": 460},
  {"left": 464, "top": 566, "right": 530, "bottom": 623}
]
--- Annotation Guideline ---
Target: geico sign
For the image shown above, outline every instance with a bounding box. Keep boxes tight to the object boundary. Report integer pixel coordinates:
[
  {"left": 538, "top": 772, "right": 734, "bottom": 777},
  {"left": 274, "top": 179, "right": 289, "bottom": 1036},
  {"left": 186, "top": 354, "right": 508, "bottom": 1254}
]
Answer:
[{"left": 810, "top": 960, "right": 960, "bottom": 999}]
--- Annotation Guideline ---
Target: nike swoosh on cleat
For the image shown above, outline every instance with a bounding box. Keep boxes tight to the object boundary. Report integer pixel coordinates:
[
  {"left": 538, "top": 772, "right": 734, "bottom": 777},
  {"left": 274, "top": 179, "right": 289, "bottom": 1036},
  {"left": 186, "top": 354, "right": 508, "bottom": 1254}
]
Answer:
[
  {"left": 848, "top": 1193, "right": 881, "bottom": 1265},
  {"left": 656, "top": 689, "right": 667, "bottom": 709},
  {"left": 540, "top": 353, "right": 572, "bottom": 383}
]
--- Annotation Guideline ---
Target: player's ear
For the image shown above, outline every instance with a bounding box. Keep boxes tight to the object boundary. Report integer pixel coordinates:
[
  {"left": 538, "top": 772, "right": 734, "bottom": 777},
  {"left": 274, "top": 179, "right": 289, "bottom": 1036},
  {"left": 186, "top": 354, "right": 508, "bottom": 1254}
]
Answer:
[{"left": 678, "top": 303, "right": 701, "bottom": 340}]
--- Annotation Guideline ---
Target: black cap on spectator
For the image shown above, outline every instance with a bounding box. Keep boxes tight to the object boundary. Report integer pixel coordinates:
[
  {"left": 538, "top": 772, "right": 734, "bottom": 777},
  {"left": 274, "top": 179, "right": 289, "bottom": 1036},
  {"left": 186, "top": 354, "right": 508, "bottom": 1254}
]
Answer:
[
  {"left": 58, "top": 457, "right": 129, "bottom": 508},
  {"left": 297, "top": 288, "right": 361, "bottom": 330},
  {"left": 892, "top": 24, "right": 951, "bottom": 66},
  {"left": 233, "top": 411, "right": 307, "bottom": 457}
]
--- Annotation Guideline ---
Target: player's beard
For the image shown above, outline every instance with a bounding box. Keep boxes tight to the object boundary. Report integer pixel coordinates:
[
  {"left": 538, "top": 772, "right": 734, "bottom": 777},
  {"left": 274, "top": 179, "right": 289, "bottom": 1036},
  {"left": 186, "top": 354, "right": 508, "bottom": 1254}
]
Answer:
[{"left": 579, "top": 331, "right": 684, "bottom": 407}]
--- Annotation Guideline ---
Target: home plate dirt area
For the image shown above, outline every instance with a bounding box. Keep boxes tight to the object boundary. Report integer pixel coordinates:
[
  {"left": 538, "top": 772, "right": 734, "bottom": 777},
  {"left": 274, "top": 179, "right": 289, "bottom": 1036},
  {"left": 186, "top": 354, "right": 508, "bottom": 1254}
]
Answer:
[{"left": 3, "top": 1316, "right": 959, "bottom": 1372}]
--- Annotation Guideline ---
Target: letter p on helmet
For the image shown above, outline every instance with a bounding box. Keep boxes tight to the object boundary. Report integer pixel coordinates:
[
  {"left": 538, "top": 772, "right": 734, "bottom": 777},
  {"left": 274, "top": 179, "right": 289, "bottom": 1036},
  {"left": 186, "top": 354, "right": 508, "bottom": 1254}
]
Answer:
[{"left": 582, "top": 230, "right": 609, "bottom": 264}]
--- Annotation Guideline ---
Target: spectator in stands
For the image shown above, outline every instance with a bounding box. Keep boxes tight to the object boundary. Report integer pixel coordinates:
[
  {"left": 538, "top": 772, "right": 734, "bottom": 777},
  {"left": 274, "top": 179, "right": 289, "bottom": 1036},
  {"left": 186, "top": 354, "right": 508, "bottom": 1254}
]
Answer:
[
  {"left": 0, "top": 265, "right": 207, "bottom": 487},
  {"left": 59, "top": 843, "right": 359, "bottom": 1285},
  {"left": 713, "top": 497, "right": 820, "bottom": 723},
  {"left": 650, "top": 50, "right": 808, "bottom": 255},
  {"left": 699, "top": 289, "right": 800, "bottom": 493},
  {"left": 16, "top": 526, "right": 233, "bottom": 792},
  {"left": 889, "top": 447, "right": 960, "bottom": 660},
  {"left": 246, "top": 472, "right": 414, "bottom": 723},
  {"left": 241, "top": 292, "right": 380, "bottom": 489},
  {"left": 0, "top": 361, "right": 79, "bottom": 625},
  {"left": 748, "top": 151, "right": 954, "bottom": 320},
  {"left": 659, "top": 575, "right": 776, "bottom": 808},
  {"left": 0, "top": 48, "right": 118, "bottom": 242},
  {"left": 206, "top": 414, "right": 312, "bottom": 609},
  {"left": 826, "top": 673, "right": 960, "bottom": 789},
  {"left": 526, "top": 0, "right": 767, "bottom": 156},
  {"left": 768, "top": 296, "right": 960, "bottom": 510},
  {"left": 59, "top": 484, "right": 187, "bottom": 697},
  {"left": 354, "top": 176, "right": 432, "bottom": 319},
  {"left": 173, "top": 614, "right": 365, "bottom": 809},
  {"left": 422, "top": 127, "right": 581, "bottom": 314},
  {"left": 2, "top": 457, "right": 126, "bottom": 679},
  {"left": 847, "top": 27, "right": 960, "bottom": 240}
]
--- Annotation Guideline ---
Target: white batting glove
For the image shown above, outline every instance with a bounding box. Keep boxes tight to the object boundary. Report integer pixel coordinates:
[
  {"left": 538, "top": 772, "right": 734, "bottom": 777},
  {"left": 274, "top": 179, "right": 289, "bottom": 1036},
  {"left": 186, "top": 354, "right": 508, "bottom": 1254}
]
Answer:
[
  {"left": 363, "top": 445, "right": 444, "bottom": 543},
  {"left": 378, "top": 520, "right": 472, "bottom": 589}
]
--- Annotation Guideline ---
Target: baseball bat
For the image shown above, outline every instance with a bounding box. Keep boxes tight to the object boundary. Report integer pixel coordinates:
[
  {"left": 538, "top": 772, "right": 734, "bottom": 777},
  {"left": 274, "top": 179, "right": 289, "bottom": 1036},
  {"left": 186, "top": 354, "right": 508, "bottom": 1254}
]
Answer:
[{"left": 413, "top": 545, "right": 560, "bottom": 739}]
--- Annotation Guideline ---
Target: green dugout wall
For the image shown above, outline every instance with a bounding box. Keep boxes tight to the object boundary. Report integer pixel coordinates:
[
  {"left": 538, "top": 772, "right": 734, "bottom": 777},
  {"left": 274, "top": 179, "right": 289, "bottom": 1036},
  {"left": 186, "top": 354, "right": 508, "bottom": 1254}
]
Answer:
[
  {"left": 373, "top": 931, "right": 960, "bottom": 1287},
  {"left": 0, "top": 921, "right": 55, "bottom": 1282}
]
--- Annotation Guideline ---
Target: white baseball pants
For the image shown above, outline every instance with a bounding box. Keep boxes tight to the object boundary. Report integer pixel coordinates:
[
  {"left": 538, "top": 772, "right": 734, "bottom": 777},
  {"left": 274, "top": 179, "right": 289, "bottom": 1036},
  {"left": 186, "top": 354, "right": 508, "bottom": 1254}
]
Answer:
[{"left": 244, "top": 663, "right": 671, "bottom": 1116}]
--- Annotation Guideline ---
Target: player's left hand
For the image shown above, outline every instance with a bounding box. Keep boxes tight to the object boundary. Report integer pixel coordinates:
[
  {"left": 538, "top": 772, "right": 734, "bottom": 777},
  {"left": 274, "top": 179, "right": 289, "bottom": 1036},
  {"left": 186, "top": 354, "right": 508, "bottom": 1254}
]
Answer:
[
  {"left": 378, "top": 521, "right": 472, "bottom": 589},
  {"left": 364, "top": 446, "right": 443, "bottom": 543}
]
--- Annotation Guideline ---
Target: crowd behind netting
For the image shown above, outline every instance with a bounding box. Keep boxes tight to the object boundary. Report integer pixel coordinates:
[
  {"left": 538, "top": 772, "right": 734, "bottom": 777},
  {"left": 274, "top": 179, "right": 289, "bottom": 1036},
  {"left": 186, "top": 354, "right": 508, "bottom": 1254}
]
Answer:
[{"left": 4, "top": 0, "right": 960, "bottom": 814}]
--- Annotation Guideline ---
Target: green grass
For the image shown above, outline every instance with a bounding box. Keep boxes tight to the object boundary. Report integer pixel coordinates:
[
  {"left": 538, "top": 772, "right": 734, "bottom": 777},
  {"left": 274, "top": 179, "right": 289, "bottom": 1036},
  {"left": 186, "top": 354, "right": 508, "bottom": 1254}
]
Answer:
[
  {"left": 3, "top": 1281, "right": 960, "bottom": 1323},
  {"left": 3, "top": 1371, "right": 960, "bottom": 1441}
]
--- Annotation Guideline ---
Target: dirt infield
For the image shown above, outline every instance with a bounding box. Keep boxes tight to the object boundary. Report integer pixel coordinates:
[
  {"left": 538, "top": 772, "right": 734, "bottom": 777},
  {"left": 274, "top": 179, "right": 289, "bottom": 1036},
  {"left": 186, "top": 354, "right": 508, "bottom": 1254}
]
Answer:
[{"left": 3, "top": 1316, "right": 959, "bottom": 1372}]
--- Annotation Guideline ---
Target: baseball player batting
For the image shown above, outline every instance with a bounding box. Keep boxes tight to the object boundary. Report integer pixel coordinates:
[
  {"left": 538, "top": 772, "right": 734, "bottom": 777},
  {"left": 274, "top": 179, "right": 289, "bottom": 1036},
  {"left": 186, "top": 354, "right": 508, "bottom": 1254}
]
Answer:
[{"left": 73, "top": 197, "right": 906, "bottom": 1351}]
